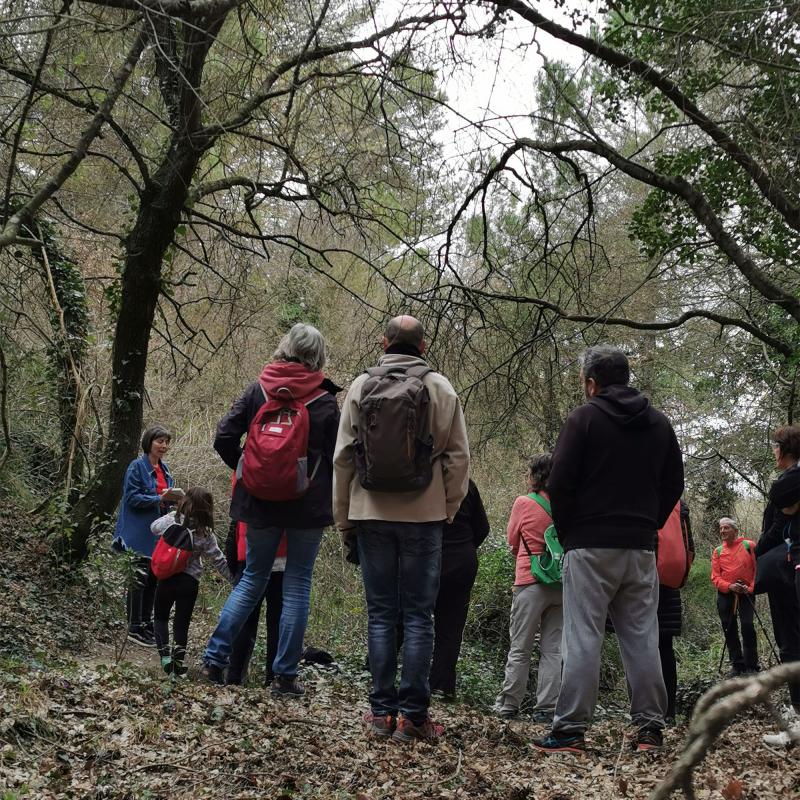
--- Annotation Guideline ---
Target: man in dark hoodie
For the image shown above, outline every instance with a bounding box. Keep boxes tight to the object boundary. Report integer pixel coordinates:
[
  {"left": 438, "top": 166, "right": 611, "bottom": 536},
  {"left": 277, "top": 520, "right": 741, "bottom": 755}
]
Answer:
[{"left": 533, "top": 346, "right": 684, "bottom": 754}]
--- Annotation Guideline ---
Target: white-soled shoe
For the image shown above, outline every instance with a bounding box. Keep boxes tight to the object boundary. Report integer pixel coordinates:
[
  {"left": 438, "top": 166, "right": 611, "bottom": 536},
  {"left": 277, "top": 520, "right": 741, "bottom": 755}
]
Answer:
[{"left": 763, "top": 721, "right": 800, "bottom": 748}]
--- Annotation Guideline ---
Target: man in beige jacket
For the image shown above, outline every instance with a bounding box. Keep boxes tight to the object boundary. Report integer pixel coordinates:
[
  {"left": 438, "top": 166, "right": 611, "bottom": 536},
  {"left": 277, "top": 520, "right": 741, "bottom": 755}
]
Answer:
[{"left": 333, "top": 315, "right": 469, "bottom": 742}]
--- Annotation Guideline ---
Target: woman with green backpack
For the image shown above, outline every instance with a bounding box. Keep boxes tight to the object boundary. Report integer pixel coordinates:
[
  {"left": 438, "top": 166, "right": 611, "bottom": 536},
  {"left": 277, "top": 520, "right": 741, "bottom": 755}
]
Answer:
[{"left": 493, "top": 454, "right": 563, "bottom": 722}]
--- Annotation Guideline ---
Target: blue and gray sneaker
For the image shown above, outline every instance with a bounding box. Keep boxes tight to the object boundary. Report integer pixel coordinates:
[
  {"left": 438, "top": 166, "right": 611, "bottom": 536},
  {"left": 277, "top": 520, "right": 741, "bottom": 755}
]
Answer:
[{"left": 533, "top": 731, "right": 586, "bottom": 754}]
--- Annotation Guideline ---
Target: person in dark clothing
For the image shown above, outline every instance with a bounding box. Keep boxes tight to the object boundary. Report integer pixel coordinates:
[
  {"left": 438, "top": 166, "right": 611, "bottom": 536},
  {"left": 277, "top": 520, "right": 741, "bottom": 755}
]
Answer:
[
  {"left": 226, "top": 517, "right": 286, "bottom": 685},
  {"left": 657, "top": 500, "right": 694, "bottom": 722},
  {"left": 758, "top": 425, "right": 800, "bottom": 746},
  {"left": 534, "top": 345, "right": 684, "bottom": 755},
  {"left": 204, "top": 323, "right": 341, "bottom": 693},
  {"left": 429, "top": 479, "right": 490, "bottom": 699}
]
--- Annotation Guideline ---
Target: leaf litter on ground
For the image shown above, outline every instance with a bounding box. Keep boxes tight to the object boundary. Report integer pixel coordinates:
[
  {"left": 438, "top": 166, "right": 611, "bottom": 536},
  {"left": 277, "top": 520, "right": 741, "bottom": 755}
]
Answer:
[{"left": 1, "top": 506, "right": 798, "bottom": 798}]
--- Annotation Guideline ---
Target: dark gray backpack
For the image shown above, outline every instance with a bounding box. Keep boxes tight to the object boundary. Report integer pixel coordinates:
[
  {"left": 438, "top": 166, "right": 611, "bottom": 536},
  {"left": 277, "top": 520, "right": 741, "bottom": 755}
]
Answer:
[{"left": 355, "top": 364, "right": 434, "bottom": 492}]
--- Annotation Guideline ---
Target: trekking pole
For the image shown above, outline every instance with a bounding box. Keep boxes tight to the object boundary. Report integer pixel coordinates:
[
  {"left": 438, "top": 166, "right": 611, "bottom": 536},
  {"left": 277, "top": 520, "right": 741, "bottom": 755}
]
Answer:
[
  {"left": 716, "top": 594, "right": 738, "bottom": 676},
  {"left": 745, "top": 593, "right": 781, "bottom": 665}
]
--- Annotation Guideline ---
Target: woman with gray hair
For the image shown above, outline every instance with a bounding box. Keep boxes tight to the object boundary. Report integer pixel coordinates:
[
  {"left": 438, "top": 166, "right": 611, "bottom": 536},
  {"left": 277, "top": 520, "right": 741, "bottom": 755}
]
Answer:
[{"left": 204, "top": 323, "right": 341, "bottom": 691}]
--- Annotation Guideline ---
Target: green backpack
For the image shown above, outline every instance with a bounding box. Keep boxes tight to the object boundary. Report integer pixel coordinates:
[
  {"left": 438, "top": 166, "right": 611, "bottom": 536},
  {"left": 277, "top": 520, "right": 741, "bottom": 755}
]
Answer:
[{"left": 520, "top": 493, "right": 564, "bottom": 586}]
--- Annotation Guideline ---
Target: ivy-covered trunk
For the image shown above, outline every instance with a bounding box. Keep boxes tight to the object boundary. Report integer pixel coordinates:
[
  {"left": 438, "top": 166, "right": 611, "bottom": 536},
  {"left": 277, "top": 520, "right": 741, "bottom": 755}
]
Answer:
[
  {"left": 61, "top": 19, "right": 224, "bottom": 562},
  {"left": 31, "top": 222, "right": 89, "bottom": 492}
]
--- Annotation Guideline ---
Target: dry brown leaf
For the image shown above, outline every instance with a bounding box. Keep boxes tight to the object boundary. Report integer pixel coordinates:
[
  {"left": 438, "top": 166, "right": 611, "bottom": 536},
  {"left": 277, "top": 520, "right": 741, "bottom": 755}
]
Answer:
[{"left": 722, "top": 778, "right": 744, "bottom": 800}]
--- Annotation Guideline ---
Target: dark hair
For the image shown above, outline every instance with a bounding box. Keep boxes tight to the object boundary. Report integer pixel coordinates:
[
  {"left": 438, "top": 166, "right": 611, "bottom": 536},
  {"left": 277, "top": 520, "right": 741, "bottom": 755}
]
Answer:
[
  {"left": 772, "top": 425, "right": 800, "bottom": 460},
  {"left": 527, "top": 454, "right": 552, "bottom": 492},
  {"left": 177, "top": 486, "right": 214, "bottom": 530},
  {"left": 141, "top": 425, "right": 172, "bottom": 454},
  {"left": 581, "top": 345, "right": 630, "bottom": 388}
]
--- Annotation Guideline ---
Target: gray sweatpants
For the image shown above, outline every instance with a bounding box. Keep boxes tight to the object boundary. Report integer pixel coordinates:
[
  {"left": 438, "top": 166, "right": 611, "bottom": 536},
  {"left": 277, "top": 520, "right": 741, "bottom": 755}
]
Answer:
[
  {"left": 495, "top": 582, "right": 563, "bottom": 714},
  {"left": 553, "top": 548, "right": 666, "bottom": 735}
]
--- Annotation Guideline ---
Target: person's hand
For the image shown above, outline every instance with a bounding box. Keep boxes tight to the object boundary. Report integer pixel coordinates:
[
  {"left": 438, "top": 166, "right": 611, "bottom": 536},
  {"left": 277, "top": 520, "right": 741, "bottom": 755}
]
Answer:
[
  {"left": 782, "top": 501, "right": 800, "bottom": 515},
  {"left": 160, "top": 487, "right": 184, "bottom": 503},
  {"left": 730, "top": 580, "right": 747, "bottom": 594}
]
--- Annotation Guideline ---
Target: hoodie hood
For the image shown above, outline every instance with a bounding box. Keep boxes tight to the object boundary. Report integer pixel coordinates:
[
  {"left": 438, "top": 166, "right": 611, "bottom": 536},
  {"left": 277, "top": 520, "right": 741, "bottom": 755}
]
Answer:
[
  {"left": 259, "top": 361, "right": 326, "bottom": 401},
  {"left": 588, "top": 384, "right": 656, "bottom": 428}
]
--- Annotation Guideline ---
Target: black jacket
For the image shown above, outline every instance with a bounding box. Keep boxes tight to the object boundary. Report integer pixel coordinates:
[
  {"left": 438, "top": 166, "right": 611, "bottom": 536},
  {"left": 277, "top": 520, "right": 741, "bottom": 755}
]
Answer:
[
  {"left": 548, "top": 384, "right": 684, "bottom": 551},
  {"left": 443, "top": 479, "right": 491, "bottom": 549},
  {"left": 214, "top": 378, "right": 341, "bottom": 529}
]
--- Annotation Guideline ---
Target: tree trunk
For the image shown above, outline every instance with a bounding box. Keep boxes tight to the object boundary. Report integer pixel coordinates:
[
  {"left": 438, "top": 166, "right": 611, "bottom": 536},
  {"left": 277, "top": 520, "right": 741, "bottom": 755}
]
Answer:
[
  {"left": 31, "top": 222, "right": 89, "bottom": 492},
  {"left": 59, "top": 15, "right": 226, "bottom": 562},
  {"left": 62, "top": 145, "right": 202, "bottom": 561}
]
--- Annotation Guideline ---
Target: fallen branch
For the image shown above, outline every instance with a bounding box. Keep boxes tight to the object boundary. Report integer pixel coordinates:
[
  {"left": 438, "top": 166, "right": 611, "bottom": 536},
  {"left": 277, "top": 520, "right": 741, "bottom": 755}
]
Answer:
[{"left": 651, "top": 662, "right": 800, "bottom": 799}]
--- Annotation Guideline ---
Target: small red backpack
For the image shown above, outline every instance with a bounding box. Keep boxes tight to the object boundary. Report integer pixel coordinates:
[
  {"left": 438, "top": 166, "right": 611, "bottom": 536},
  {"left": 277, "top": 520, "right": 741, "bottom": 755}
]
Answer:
[
  {"left": 241, "top": 385, "right": 325, "bottom": 502},
  {"left": 151, "top": 522, "right": 193, "bottom": 580},
  {"left": 657, "top": 501, "right": 694, "bottom": 589}
]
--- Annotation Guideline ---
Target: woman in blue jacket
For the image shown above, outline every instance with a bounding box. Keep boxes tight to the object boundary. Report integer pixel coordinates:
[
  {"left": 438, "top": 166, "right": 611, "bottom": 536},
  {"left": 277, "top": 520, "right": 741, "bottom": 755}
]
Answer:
[{"left": 112, "top": 425, "right": 182, "bottom": 646}]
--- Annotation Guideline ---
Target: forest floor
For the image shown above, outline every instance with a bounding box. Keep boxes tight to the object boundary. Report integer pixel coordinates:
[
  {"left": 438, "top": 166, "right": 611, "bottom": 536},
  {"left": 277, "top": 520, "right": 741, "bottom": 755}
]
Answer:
[{"left": 1, "top": 505, "right": 797, "bottom": 800}]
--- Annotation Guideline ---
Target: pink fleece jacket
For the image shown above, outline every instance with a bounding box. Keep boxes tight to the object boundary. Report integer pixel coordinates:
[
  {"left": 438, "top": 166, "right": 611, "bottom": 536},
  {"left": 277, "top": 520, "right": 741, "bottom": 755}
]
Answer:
[{"left": 507, "top": 493, "right": 552, "bottom": 587}]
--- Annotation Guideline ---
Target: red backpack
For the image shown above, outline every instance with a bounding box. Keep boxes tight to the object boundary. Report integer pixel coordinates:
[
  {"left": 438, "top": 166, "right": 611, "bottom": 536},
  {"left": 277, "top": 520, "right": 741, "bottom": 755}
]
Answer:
[
  {"left": 657, "top": 501, "right": 694, "bottom": 589},
  {"left": 241, "top": 385, "right": 326, "bottom": 501},
  {"left": 151, "top": 522, "right": 193, "bottom": 580}
]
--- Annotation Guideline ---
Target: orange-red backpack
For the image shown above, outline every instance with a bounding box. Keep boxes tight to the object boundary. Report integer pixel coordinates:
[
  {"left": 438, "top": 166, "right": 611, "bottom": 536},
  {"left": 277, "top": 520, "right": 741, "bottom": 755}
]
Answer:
[{"left": 657, "top": 501, "right": 694, "bottom": 589}]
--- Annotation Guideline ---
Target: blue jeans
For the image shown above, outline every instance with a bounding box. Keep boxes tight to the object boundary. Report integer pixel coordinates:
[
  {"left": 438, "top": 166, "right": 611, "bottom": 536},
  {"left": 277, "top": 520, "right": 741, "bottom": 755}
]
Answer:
[
  {"left": 205, "top": 526, "right": 322, "bottom": 676},
  {"left": 357, "top": 520, "right": 443, "bottom": 724}
]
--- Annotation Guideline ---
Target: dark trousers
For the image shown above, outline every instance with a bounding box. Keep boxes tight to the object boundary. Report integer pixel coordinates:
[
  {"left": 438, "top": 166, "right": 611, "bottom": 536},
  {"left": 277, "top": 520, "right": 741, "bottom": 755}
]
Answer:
[
  {"left": 717, "top": 592, "right": 758, "bottom": 673},
  {"left": 126, "top": 555, "right": 157, "bottom": 633},
  {"left": 153, "top": 572, "right": 199, "bottom": 665},
  {"left": 658, "top": 633, "right": 677, "bottom": 720},
  {"left": 429, "top": 544, "right": 478, "bottom": 695},
  {"left": 228, "top": 564, "right": 284, "bottom": 685},
  {"left": 768, "top": 585, "right": 800, "bottom": 708},
  {"left": 358, "top": 520, "right": 443, "bottom": 724}
]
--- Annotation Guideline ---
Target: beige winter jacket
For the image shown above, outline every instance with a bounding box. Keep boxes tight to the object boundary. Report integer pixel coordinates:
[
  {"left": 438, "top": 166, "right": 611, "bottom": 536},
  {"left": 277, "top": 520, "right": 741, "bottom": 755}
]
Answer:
[{"left": 333, "top": 353, "right": 470, "bottom": 527}]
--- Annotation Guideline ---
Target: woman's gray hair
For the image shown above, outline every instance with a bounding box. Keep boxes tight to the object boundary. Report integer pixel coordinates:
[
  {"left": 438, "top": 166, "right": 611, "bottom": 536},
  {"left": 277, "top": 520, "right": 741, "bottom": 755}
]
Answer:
[
  {"left": 273, "top": 323, "right": 327, "bottom": 371},
  {"left": 719, "top": 517, "right": 738, "bottom": 530}
]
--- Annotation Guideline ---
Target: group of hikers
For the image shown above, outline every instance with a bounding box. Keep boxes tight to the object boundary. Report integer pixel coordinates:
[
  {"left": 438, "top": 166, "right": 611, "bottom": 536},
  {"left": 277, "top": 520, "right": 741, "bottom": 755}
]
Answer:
[{"left": 110, "top": 316, "right": 800, "bottom": 751}]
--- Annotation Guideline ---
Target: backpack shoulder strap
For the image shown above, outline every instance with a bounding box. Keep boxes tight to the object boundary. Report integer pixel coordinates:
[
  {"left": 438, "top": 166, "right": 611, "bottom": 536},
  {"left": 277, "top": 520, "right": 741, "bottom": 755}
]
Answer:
[
  {"left": 519, "top": 532, "right": 535, "bottom": 558},
  {"left": 405, "top": 365, "right": 433, "bottom": 380},
  {"left": 742, "top": 540, "right": 751, "bottom": 552},
  {"left": 304, "top": 390, "right": 328, "bottom": 407},
  {"left": 527, "top": 492, "right": 552, "bottom": 518},
  {"left": 715, "top": 545, "right": 723, "bottom": 556}
]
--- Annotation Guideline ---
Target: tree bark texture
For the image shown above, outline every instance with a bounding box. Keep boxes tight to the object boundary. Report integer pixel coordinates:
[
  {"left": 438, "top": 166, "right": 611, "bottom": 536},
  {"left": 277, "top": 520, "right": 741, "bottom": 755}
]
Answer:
[{"left": 62, "top": 19, "right": 224, "bottom": 561}]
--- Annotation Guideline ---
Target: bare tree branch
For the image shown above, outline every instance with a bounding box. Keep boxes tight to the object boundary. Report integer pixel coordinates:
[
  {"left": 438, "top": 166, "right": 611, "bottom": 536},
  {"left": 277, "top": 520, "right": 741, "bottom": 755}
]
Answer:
[
  {"left": 491, "top": 0, "right": 800, "bottom": 234},
  {"left": 511, "top": 136, "right": 800, "bottom": 326},
  {"left": 0, "top": 21, "right": 149, "bottom": 250}
]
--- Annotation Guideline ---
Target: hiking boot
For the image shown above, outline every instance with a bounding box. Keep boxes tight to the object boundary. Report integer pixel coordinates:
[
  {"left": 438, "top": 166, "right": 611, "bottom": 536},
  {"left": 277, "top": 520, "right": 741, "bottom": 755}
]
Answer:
[
  {"left": 200, "top": 663, "right": 225, "bottom": 685},
  {"left": 531, "top": 710, "right": 555, "bottom": 724},
  {"left": 533, "top": 732, "right": 586, "bottom": 754},
  {"left": 172, "top": 661, "right": 188, "bottom": 678},
  {"left": 363, "top": 712, "right": 396, "bottom": 738},
  {"left": 391, "top": 716, "right": 444, "bottom": 743},
  {"left": 127, "top": 628, "right": 156, "bottom": 648},
  {"left": 161, "top": 656, "right": 174, "bottom": 675},
  {"left": 635, "top": 727, "right": 663, "bottom": 752},
  {"left": 271, "top": 675, "right": 305, "bottom": 696},
  {"left": 431, "top": 689, "right": 456, "bottom": 702}
]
